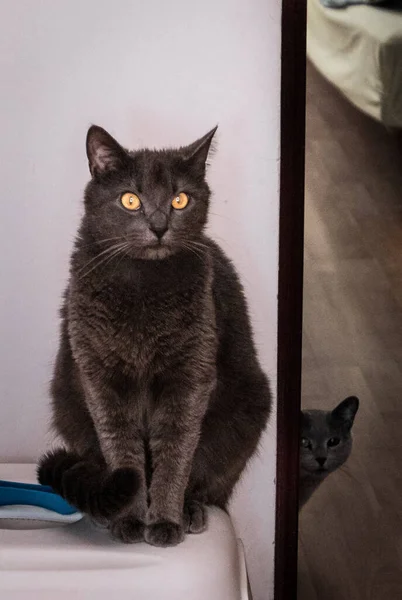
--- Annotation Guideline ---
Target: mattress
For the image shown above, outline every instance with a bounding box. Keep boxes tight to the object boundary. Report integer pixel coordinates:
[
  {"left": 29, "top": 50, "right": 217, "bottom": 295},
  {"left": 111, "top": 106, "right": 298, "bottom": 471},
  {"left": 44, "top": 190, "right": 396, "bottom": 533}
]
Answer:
[
  {"left": 0, "top": 464, "right": 250, "bottom": 600},
  {"left": 307, "top": 0, "right": 402, "bottom": 127}
]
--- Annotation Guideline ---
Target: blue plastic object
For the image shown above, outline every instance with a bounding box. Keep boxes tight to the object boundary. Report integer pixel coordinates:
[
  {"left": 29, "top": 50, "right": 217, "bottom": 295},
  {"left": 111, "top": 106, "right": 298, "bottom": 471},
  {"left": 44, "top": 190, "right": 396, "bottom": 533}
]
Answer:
[{"left": 0, "top": 480, "right": 78, "bottom": 515}]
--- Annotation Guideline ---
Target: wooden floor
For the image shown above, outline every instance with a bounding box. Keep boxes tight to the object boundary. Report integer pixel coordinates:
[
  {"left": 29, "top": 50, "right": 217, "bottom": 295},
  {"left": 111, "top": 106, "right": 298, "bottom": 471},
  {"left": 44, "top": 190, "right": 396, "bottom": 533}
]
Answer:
[{"left": 298, "top": 63, "right": 402, "bottom": 600}]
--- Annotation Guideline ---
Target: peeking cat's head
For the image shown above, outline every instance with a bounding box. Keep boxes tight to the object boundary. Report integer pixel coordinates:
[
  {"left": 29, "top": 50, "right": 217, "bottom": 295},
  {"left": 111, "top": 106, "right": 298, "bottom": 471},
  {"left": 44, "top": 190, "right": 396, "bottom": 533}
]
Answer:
[
  {"left": 82, "top": 125, "right": 217, "bottom": 260},
  {"left": 300, "top": 396, "right": 359, "bottom": 476}
]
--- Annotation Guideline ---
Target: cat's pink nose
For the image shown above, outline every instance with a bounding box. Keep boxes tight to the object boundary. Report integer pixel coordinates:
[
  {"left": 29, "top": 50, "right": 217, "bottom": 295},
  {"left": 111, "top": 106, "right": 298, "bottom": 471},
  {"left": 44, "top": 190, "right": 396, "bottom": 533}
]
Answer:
[{"left": 316, "top": 457, "right": 326, "bottom": 467}]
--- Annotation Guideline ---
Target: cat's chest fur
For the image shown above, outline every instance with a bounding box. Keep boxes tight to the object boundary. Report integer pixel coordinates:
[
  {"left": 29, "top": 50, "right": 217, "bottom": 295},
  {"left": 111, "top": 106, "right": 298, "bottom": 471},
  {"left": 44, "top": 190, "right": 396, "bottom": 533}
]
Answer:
[{"left": 68, "top": 253, "right": 216, "bottom": 377}]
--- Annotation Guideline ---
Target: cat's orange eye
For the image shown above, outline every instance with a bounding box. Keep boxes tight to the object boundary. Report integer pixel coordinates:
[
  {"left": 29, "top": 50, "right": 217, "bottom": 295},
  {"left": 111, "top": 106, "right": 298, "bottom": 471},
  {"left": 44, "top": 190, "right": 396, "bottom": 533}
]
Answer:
[
  {"left": 172, "top": 192, "right": 189, "bottom": 210},
  {"left": 121, "top": 192, "right": 141, "bottom": 211},
  {"left": 301, "top": 438, "right": 310, "bottom": 448}
]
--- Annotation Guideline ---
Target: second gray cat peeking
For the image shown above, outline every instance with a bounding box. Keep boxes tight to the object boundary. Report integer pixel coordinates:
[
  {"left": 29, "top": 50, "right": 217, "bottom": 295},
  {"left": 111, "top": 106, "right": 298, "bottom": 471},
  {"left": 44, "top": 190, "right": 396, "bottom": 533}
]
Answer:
[{"left": 299, "top": 396, "right": 359, "bottom": 509}]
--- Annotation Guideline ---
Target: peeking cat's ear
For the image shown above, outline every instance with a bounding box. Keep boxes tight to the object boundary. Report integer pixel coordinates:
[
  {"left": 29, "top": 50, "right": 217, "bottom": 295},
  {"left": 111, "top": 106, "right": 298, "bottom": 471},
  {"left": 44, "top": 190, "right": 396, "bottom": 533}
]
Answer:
[
  {"left": 86, "top": 125, "right": 128, "bottom": 178},
  {"left": 300, "top": 411, "right": 310, "bottom": 426},
  {"left": 182, "top": 126, "right": 218, "bottom": 173},
  {"left": 332, "top": 396, "right": 359, "bottom": 428}
]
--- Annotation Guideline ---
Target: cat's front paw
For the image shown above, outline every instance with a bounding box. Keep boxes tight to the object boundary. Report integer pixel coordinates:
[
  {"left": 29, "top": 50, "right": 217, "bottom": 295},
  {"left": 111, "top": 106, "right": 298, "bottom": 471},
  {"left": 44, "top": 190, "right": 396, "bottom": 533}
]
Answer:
[
  {"left": 110, "top": 515, "right": 145, "bottom": 543},
  {"left": 183, "top": 500, "right": 208, "bottom": 534},
  {"left": 145, "top": 521, "right": 184, "bottom": 547}
]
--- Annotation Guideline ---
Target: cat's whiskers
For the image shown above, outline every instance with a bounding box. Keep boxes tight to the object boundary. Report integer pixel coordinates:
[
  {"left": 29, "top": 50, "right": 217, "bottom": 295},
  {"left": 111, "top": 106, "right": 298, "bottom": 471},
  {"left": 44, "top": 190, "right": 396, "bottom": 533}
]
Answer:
[
  {"left": 96, "top": 234, "right": 141, "bottom": 246},
  {"left": 187, "top": 239, "right": 210, "bottom": 251},
  {"left": 110, "top": 246, "right": 130, "bottom": 279},
  {"left": 180, "top": 243, "right": 203, "bottom": 260},
  {"left": 79, "top": 246, "right": 129, "bottom": 280},
  {"left": 76, "top": 242, "right": 127, "bottom": 275},
  {"left": 78, "top": 248, "right": 124, "bottom": 281},
  {"left": 210, "top": 234, "right": 234, "bottom": 251},
  {"left": 78, "top": 242, "right": 130, "bottom": 280},
  {"left": 180, "top": 241, "right": 206, "bottom": 262},
  {"left": 78, "top": 234, "right": 140, "bottom": 249},
  {"left": 96, "top": 244, "right": 131, "bottom": 278}
]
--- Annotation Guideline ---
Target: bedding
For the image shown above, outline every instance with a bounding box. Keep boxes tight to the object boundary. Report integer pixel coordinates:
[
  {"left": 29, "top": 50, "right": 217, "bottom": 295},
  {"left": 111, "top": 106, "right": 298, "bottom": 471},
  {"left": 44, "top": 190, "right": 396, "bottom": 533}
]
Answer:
[
  {"left": 307, "top": 0, "right": 402, "bottom": 128},
  {"left": 320, "top": 0, "right": 390, "bottom": 8},
  {"left": 321, "top": 1, "right": 385, "bottom": 7}
]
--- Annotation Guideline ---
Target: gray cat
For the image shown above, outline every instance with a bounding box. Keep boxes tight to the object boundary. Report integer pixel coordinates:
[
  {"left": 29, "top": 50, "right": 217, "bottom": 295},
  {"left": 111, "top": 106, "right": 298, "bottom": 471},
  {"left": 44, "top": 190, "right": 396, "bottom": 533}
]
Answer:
[
  {"left": 299, "top": 396, "right": 359, "bottom": 509},
  {"left": 37, "top": 125, "right": 271, "bottom": 547}
]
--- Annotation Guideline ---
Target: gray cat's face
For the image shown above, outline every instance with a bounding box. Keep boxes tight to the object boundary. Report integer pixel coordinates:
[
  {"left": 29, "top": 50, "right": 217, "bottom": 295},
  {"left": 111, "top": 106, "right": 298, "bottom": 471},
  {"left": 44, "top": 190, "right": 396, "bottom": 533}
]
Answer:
[
  {"left": 300, "top": 396, "right": 359, "bottom": 476},
  {"left": 83, "top": 125, "right": 217, "bottom": 260}
]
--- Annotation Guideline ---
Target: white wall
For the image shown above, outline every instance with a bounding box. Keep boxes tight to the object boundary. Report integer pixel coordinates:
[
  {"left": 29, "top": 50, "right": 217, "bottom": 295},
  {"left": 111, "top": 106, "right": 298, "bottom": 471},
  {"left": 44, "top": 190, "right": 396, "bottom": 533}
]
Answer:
[{"left": 0, "top": 1, "right": 280, "bottom": 598}]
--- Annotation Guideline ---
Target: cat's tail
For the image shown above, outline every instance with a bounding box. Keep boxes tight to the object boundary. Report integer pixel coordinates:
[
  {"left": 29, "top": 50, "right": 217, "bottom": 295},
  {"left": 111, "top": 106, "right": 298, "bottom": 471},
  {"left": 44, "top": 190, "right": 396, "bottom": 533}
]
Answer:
[{"left": 37, "top": 448, "right": 139, "bottom": 520}]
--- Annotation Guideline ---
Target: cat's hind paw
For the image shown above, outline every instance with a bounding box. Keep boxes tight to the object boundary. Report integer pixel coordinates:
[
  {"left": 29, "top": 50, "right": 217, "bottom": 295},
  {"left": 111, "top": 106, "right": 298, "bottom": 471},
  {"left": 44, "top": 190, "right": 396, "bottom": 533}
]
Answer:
[
  {"left": 183, "top": 500, "right": 208, "bottom": 534},
  {"left": 61, "top": 464, "right": 139, "bottom": 520},
  {"left": 37, "top": 448, "right": 81, "bottom": 493}
]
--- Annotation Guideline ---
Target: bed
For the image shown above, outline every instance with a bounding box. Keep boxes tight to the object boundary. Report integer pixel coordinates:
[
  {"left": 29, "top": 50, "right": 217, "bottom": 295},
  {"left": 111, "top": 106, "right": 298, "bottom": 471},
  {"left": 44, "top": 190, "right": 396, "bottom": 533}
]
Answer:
[
  {"left": 0, "top": 464, "right": 251, "bottom": 600},
  {"left": 307, "top": 0, "right": 402, "bottom": 128}
]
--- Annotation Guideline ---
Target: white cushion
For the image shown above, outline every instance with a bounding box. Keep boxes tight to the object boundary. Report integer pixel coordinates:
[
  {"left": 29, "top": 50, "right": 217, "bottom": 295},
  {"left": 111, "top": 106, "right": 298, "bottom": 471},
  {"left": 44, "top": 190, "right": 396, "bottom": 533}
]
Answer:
[{"left": 0, "top": 464, "right": 249, "bottom": 600}]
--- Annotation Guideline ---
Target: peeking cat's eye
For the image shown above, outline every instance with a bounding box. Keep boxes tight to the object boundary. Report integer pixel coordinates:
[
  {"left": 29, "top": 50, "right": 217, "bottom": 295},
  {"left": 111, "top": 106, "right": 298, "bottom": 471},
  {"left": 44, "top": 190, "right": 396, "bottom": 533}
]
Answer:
[
  {"left": 172, "top": 192, "right": 189, "bottom": 210},
  {"left": 327, "top": 437, "right": 340, "bottom": 447},
  {"left": 121, "top": 192, "right": 141, "bottom": 211},
  {"left": 301, "top": 437, "right": 311, "bottom": 449}
]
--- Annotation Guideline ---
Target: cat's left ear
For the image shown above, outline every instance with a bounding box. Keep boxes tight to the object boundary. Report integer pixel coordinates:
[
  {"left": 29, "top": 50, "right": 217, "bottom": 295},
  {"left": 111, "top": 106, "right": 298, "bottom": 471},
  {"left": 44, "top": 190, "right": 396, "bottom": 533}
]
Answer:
[
  {"left": 182, "top": 126, "right": 218, "bottom": 173},
  {"left": 332, "top": 396, "right": 359, "bottom": 427}
]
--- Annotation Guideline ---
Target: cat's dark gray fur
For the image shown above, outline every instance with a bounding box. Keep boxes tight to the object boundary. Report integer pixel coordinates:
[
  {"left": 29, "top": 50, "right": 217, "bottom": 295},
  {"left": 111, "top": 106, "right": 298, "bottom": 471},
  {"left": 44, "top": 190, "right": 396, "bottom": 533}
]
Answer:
[
  {"left": 37, "top": 125, "right": 271, "bottom": 546},
  {"left": 299, "top": 396, "right": 359, "bottom": 509}
]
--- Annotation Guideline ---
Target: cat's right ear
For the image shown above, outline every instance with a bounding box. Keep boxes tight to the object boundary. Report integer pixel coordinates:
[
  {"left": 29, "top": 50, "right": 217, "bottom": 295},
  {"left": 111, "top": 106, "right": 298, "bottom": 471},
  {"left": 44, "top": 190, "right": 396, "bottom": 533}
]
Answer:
[
  {"left": 332, "top": 396, "right": 359, "bottom": 427},
  {"left": 86, "top": 125, "right": 128, "bottom": 178}
]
